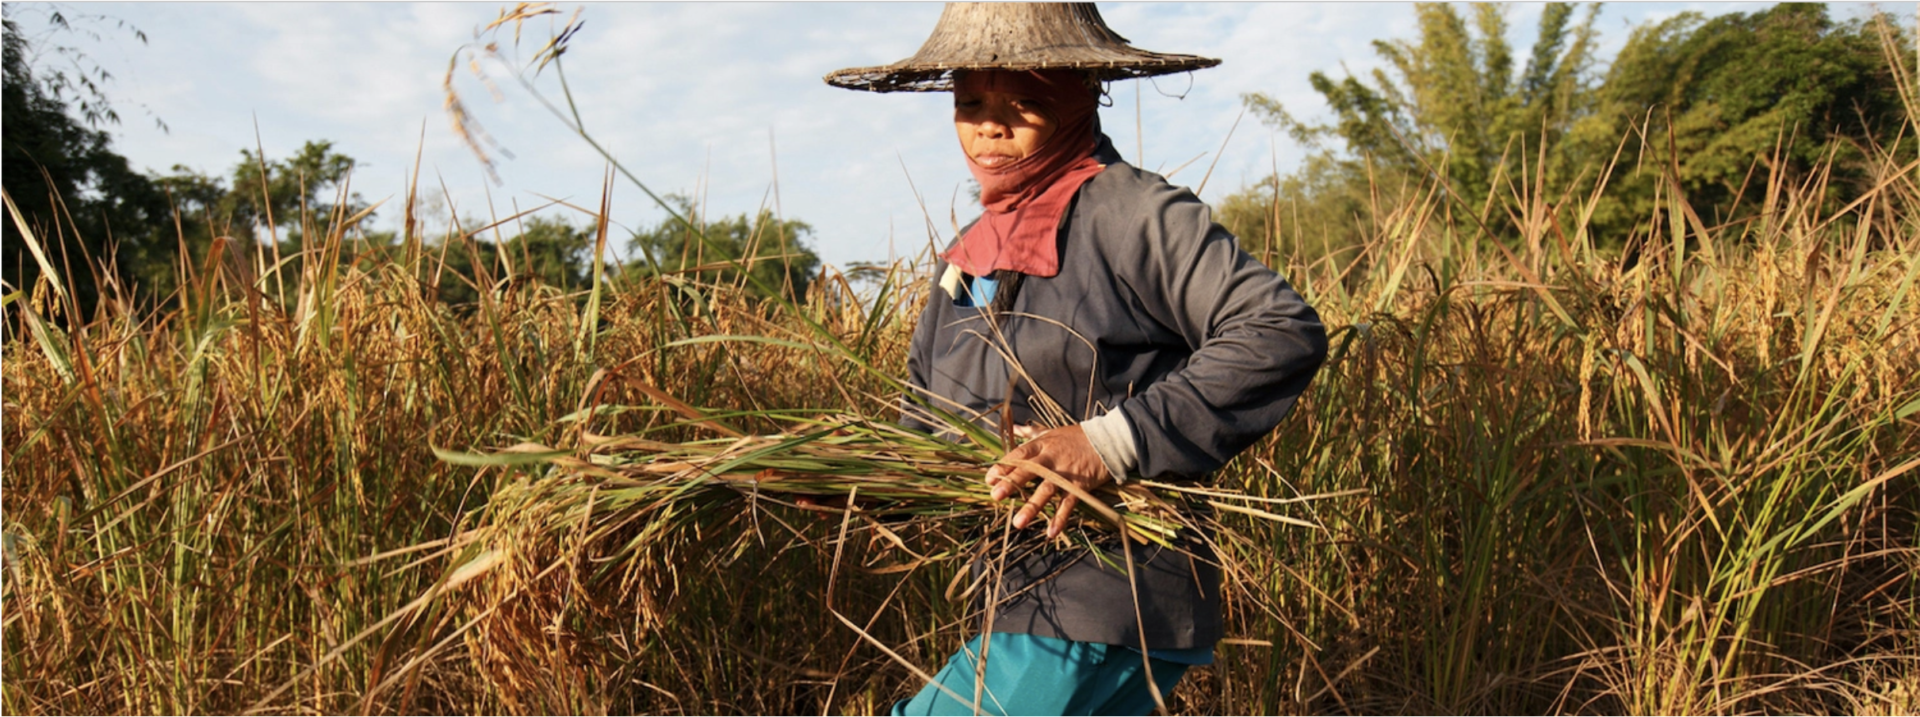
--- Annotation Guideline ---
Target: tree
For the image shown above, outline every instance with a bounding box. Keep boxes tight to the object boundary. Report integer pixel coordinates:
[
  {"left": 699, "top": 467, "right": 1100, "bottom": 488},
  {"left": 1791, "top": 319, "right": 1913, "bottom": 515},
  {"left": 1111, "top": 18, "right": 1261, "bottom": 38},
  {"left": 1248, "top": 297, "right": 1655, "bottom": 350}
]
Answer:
[
  {"left": 138, "top": 140, "right": 379, "bottom": 301},
  {"left": 625, "top": 195, "right": 822, "bottom": 301},
  {"left": 1243, "top": 3, "right": 1600, "bottom": 224},
  {"left": 3, "top": 7, "right": 173, "bottom": 317},
  {"left": 2, "top": 4, "right": 388, "bottom": 317},
  {"left": 2, "top": 3, "right": 167, "bottom": 131},
  {"left": 224, "top": 140, "right": 367, "bottom": 246},
  {"left": 1227, "top": 2, "right": 1912, "bottom": 254},
  {"left": 428, "top": 214, "right": 597, "bottom": 306},
  {"left": 1215, "top": 152, "right": 1392, "bottom": 270},
  {"left": 1566, "top": 3, "right": 1913, "bottom": 235}
]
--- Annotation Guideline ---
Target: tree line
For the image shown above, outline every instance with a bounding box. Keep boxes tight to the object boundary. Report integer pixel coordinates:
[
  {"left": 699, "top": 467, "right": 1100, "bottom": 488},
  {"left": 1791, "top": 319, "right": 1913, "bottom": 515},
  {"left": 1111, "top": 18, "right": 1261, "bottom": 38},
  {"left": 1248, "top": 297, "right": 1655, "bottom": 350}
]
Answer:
[
  {"left": 1219, "top": 2, "right": 1915, "bottom": 263},
  {"left": 2, "top": 6, "right": 820, "bottom": 322}
]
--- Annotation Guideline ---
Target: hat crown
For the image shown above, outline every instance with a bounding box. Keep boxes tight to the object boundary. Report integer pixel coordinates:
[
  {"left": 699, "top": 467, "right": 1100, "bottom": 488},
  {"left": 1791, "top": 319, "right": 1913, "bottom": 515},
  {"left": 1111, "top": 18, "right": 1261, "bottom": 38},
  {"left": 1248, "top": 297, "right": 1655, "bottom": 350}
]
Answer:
[
  {"left": 908, "top": 3, "right": 1129, "bottom": 65},
  {"left": 826, "top": 3, "right": 1219, "bottom": 93}
]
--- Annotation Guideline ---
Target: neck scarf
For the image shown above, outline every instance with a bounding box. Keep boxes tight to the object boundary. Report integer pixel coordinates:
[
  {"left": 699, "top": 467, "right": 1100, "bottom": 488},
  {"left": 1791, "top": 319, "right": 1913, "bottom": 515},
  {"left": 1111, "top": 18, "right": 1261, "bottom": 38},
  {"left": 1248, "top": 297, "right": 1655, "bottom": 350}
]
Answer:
[{"left": 943, "top": 70, "right": 1106, "bottom": 279}]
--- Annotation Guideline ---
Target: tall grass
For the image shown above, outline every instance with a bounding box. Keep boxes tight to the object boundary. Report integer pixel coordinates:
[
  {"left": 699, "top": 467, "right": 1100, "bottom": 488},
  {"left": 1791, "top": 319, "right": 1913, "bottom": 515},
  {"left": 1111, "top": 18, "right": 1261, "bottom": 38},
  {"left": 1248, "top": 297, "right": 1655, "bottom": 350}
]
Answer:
[
  {"left": 1222, "top": 143, "right": 1920, "bottom": 713},
  {"left": 6, "top": 96, "right": 1920, "bottom": 717}
]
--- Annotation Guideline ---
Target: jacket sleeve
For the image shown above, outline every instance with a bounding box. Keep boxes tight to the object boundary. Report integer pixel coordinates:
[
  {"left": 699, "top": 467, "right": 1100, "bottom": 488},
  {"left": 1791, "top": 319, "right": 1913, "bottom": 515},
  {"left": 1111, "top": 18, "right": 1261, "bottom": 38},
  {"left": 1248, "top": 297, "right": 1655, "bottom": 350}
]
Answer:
[{"left": 1107, "top": 181, "right": 1328, "bottom": 479}]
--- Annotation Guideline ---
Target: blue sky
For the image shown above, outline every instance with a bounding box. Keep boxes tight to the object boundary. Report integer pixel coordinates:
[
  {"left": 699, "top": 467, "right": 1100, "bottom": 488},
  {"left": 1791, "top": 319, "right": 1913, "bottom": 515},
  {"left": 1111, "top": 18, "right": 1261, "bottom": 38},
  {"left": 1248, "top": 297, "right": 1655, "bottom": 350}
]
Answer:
[{"left": 22, "top": 1, "right": 1884, "bottom": 270}]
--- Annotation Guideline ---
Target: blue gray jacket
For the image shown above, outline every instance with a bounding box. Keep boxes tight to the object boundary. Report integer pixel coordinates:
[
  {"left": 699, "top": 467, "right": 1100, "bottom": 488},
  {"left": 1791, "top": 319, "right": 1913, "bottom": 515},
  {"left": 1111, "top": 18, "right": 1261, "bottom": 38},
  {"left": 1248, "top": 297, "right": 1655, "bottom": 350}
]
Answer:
[{"left": 902, "top": 136, "right": 1328, "bottom": 649}]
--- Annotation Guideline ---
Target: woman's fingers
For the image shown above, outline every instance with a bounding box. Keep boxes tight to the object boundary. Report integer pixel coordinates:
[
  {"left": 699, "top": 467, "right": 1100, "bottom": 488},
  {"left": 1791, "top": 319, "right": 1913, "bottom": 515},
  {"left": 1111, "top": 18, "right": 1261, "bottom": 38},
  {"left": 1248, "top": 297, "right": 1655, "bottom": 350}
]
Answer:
[
  {"left": 1047, "top": 493, "right": 1078, "bottom": 540},
  {"left": 1012, "top": 478, "right": 1056, "bottom": 530},
  {"left": 988, "top": 425, "right": 1108, "bottom": 533},
  {"left": 988, "top": 445, "right": 1040, "bottom": 500},
  {"left": 989, "top": 424, "right": 1048, "bottom": 485},
  {"left": 988, "top": 462, "right": 1025, "bottom": 499}
]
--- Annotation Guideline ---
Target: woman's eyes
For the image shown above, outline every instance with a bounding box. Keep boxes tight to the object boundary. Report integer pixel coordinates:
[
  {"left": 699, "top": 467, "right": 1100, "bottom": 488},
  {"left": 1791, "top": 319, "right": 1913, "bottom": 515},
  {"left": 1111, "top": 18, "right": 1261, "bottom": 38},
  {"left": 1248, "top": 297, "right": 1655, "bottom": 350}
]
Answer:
[
  {"left": 1012, "top": 100, "right": 1052, "bottom": 121},
  {"left": 953, "top": 97, "right": 1047, "bottom": 122}
]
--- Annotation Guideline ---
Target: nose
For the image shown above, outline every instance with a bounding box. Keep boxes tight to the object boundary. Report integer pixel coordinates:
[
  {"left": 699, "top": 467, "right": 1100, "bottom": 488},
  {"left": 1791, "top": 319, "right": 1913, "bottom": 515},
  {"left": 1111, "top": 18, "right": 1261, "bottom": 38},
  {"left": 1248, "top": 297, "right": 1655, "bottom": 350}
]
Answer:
[{"left": 975, "top": 111, "right": 1012, "bottom": 138}]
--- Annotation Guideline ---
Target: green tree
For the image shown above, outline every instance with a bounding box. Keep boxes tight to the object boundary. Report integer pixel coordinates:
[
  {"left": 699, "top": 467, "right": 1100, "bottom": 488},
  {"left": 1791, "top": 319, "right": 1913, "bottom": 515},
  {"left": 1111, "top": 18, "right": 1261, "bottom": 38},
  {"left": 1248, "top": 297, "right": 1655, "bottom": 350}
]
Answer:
[
  {"left": 1242, "top": 3, "right": 1600, "bottom": 224},
  {"left": 625, "top": 195, "right": 821, "bottom": 301},
  {"left": 150, "top": 165, "right": 228, "bottom": 235},
  {"left": 430, "top": 215, "right": 596, "bottom": 306},
  {"left": 2, "top": 4, "right": 167, "bottom": 131},
  {"left": 224, "top": 140, "right": 368, "bottom": 246},
  {"left": 2, "top": 4, "right": 381, "bottom": 316},
  {"left": 1566, "top": 3, "right": 1913, "bottom": 235},
  {"left": 1215, "top": 152, "right": 1388, "bottom": 270},
  {"left": 1226, "top": 2, "right": 1913, "bottom": 254},
  {"left": 132, "top": 142, "right": 370, "bottom": 307},
  {"left": 3, "top": 7, "right": 173, "bottom": 317},
  {"left": 506, "top": 214, "right": 595, "bottom": 290}
]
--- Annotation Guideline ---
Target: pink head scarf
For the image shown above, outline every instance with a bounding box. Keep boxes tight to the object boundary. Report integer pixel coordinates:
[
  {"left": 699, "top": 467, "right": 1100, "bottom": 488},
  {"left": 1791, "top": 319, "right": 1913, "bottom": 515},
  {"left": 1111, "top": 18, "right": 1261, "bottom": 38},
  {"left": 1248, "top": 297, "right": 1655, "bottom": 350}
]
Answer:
[{"left": 943, "top": 69, "right": 1106, "bottom": 279}]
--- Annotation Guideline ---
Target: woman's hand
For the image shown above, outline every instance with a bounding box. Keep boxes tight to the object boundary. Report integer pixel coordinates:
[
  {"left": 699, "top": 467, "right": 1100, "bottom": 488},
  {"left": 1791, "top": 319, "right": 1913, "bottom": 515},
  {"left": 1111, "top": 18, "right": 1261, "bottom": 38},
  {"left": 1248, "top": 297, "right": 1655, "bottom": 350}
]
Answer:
[{"left": 986, "top": 424, "right": 1112, "bottom": 539}]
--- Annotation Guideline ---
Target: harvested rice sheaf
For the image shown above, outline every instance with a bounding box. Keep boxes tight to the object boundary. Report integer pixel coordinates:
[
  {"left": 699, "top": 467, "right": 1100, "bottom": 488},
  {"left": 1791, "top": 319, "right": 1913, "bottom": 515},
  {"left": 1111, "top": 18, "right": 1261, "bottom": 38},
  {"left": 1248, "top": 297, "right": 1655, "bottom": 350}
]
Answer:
[{"left": 470, "top": 412, "right": 1322, "bottom": 576}]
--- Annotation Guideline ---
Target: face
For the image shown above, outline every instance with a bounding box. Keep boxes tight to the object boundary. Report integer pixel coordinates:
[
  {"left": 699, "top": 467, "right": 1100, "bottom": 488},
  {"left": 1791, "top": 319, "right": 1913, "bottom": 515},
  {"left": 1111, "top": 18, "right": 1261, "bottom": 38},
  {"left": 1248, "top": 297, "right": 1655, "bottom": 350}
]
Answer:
[{"left": 954, "top": 86, "right": 1057, "bottom": 169}]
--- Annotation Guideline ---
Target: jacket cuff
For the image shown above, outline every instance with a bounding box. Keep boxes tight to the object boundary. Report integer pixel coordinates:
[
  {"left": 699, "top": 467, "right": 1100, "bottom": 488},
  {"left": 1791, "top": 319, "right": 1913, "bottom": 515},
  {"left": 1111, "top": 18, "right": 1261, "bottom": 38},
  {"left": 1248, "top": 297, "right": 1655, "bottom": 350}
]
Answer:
[{"left": 1080, "top": 409, "right": 1140, "bottom": 483}]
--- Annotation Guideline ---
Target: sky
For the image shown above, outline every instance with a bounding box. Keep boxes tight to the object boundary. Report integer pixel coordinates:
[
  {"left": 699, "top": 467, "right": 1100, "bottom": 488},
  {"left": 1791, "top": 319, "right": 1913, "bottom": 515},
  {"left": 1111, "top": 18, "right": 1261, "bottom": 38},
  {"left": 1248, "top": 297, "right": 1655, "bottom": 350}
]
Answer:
[{"left": 15, "top": 1, "right": 1893, "bottom": 271}]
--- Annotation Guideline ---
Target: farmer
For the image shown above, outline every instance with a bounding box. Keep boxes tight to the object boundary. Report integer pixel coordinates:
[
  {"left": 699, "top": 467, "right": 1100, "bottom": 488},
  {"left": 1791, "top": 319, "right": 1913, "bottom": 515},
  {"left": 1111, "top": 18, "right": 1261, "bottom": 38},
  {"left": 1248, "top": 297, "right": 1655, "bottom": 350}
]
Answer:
[{"left": 825, "top": 4, "right": 1328, "bottom": 714}]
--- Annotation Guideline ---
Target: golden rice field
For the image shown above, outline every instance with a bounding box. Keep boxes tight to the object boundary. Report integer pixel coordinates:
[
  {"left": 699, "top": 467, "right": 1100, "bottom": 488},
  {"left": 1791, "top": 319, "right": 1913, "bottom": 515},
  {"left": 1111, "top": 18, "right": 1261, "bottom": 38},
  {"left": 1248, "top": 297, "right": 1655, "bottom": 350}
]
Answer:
[{"left": 3, "top": 137, "right": 1918, "bottom": 715}]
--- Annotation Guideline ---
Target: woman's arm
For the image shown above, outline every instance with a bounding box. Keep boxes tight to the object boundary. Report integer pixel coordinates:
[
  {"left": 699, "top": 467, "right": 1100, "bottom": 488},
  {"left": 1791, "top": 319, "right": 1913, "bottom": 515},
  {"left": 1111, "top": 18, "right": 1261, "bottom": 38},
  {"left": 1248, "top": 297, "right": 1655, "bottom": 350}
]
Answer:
[
  {"left": 1102, "top": 179, "right": 1329, "bottom": 479},
  {"left": 975, "top": 177, "right": 1328, "bottom": 535}
]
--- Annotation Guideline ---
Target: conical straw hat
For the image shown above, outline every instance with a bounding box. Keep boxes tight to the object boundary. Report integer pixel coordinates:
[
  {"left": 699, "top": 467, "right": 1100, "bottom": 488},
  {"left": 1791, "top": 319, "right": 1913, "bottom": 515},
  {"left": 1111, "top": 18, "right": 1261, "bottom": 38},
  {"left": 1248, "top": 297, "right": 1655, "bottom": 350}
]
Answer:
[{"left": 825, "top": 3, "right": 1220, "bottom": 93}]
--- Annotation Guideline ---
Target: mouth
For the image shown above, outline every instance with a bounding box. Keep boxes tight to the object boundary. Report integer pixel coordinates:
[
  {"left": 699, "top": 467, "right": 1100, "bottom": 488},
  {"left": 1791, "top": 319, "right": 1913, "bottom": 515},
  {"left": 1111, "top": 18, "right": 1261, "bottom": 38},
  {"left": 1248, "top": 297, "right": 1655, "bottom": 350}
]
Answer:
[{"left": 973, "top": 153, "right": 1019, "bottom": 168}]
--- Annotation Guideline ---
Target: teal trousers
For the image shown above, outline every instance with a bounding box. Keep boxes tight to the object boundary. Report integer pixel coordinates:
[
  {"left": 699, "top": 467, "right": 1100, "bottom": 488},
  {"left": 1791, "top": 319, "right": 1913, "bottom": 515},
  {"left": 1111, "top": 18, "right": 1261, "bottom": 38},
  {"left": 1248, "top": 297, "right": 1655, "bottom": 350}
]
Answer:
[{"left": 892, "top": 633, "right": 1189, "bottom": 716}]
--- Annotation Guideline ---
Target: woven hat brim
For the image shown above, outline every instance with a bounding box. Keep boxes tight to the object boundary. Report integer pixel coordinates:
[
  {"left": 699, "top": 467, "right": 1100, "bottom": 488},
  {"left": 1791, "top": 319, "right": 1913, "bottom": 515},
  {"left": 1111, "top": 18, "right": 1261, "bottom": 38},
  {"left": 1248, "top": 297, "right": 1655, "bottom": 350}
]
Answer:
[{"left": 826, "top": 53, "right": 1220, "bottom": 93}]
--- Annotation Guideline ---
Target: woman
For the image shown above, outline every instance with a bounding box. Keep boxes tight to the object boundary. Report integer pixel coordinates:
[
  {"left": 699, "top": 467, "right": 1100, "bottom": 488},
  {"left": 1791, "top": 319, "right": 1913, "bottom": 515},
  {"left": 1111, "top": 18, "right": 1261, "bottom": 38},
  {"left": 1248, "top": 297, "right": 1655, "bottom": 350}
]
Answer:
[{"left": 826, "top": 5, "right": 1328, "bottom": 715}]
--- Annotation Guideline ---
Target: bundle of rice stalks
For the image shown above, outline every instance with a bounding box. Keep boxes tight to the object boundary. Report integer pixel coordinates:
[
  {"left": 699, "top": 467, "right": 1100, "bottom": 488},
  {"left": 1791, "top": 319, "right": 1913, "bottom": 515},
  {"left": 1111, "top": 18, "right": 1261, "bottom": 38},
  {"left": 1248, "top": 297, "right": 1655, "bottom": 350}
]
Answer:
[
  {"left": 390, "top": 401, "right": 1341, "bottom": 713},
  {"left": 434, "top": 400, "right": 1342, "bottom": 602},
  {"left": 461, "top": 412, "right": 1256, "bottom": 567}
]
